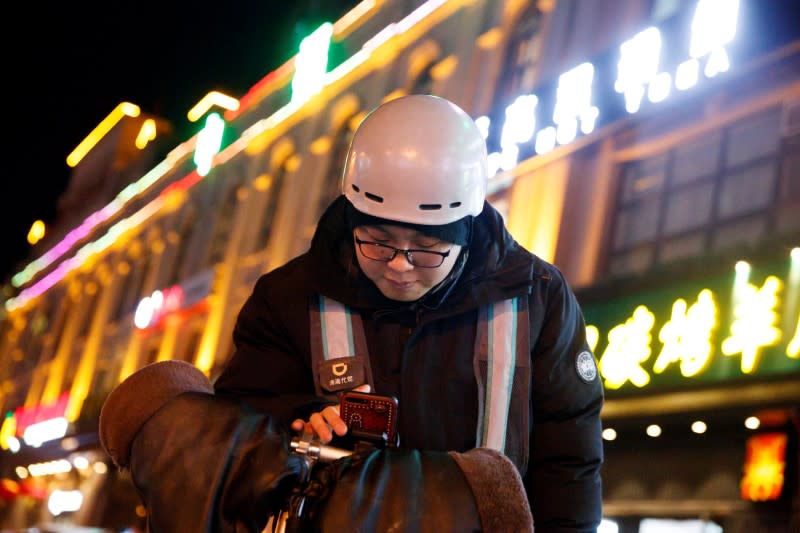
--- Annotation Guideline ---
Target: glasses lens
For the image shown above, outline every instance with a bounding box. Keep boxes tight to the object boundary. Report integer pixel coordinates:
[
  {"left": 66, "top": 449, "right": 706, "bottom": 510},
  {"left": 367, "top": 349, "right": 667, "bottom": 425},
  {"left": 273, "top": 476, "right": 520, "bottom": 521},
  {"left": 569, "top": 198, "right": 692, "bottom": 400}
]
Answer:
[
  {"left": 408, "top": 250, "right": 445, "bottom": 268},
  {"left": 359, "top": 241, "right": 395, "bottom": 261}
]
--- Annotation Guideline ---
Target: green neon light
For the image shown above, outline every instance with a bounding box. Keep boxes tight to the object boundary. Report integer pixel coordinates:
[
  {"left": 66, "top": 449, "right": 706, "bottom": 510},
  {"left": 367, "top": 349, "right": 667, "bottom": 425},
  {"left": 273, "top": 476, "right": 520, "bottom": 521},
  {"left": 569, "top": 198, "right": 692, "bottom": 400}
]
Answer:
[
  {"left": 193, "top": 113, "right": 225, "bottom": 176},
  {"left": 291, "top": 22, "right": 333, "bottom": 104}
]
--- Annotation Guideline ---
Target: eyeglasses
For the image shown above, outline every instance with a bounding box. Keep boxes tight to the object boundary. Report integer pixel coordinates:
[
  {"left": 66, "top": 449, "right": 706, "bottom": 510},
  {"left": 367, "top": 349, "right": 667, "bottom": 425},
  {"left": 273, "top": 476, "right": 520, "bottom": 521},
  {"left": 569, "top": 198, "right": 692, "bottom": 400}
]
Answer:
[{"left": 354, "top": 236, "right": 451, "bottom": 268}]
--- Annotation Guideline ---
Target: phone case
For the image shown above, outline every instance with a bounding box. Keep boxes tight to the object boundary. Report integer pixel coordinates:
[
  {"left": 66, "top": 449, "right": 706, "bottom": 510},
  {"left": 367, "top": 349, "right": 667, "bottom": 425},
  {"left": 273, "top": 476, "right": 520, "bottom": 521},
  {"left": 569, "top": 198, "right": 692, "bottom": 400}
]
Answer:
[{"left": 339, "top": 391, "right": 399, "bottom": 446}]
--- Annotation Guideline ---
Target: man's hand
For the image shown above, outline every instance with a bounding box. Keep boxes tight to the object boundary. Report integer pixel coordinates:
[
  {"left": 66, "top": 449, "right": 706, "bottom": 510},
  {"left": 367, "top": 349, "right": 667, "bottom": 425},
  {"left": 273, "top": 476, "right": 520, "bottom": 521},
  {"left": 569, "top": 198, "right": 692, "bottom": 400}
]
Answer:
[{"left": 291, "top": 384, "right": 371, "bottom": 443}]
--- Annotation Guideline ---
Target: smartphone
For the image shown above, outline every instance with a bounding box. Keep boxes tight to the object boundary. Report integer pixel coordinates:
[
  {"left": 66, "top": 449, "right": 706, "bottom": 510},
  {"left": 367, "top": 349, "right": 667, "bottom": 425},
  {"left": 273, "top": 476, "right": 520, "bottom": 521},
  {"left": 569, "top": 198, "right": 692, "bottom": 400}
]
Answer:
[{"left": 339, "top": 391, "right": 399, "bottom": 448}]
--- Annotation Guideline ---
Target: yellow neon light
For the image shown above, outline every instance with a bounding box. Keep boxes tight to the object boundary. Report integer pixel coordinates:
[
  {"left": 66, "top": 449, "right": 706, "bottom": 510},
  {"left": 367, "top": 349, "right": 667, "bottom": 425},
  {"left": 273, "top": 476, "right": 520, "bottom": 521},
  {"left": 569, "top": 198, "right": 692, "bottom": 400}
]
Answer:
[
  {"left": 722, "top": 276, "right": 783, "bottom": 373},
  {"left": 135, "top": 119, "right": 157, "bottom": 149},
  {"left": 332, "top": 0, "right": 379, "bottom": 38},
  {"left": 586, "top": 325, "right": 599, "bottom": 353},
  {"left": 187, "top": 91, "right": 240, "bottom": 123},
  {"left": 788, "top": 316, "right": 799, "bottom": 358},
  {"left": 598, "top": 305, "right": 655, "bottom": 389},
  {"left": 0, "top": 416, "right": 16, "bottom": 451},
  {"left": 66, "top": 102, "right": 140, "bottom": 167},
  {"left": 4, "top": 0, "right": 478, "bottom": 314},
  {"left": 654, "top": 289, "right": 718, "bottom": 377},
  {"left": 27, "top": 220, "right": 46, "bottom": 245}
]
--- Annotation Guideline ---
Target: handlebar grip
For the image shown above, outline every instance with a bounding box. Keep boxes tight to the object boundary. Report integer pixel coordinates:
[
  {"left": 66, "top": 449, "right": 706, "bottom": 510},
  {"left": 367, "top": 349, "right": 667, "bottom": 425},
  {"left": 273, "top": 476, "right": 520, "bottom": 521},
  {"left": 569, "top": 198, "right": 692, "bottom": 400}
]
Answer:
[{"left": 290, "top": 435, "right": 353, "bottom": 463}]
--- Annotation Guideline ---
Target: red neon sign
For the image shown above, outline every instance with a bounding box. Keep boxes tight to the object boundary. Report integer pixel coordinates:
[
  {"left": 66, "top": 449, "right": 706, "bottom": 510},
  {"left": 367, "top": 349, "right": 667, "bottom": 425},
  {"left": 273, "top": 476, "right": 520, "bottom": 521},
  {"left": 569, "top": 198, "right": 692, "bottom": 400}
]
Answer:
[
  {"left": 741, "top": 432, "right": 787, "bottom": 501},
  {"left": 13, "top": 391, "right": 70, "bottom": 437}
]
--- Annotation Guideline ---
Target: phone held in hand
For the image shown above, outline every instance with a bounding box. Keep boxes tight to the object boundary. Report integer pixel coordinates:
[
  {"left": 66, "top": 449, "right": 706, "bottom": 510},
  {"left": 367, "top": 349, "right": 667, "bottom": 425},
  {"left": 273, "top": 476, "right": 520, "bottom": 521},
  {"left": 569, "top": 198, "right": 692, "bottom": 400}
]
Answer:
[{"left": 339, "top": 391, "right": 399, "bottom": 448}]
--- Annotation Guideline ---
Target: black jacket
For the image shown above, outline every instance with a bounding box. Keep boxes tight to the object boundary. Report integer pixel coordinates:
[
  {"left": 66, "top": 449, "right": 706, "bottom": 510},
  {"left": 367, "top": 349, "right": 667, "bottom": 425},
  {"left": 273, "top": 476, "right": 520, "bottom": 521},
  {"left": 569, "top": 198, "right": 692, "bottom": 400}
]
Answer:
[{"left": 215, "top": 196, "right": 604, "bottom": 531}]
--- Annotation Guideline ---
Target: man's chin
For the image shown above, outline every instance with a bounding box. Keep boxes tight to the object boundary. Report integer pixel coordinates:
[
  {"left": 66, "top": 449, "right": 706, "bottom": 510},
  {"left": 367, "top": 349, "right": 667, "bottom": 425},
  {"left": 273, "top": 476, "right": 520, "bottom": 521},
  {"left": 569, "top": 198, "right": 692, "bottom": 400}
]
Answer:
[{"left": 378, "top": 283, "right": 424, "bottom": 302}]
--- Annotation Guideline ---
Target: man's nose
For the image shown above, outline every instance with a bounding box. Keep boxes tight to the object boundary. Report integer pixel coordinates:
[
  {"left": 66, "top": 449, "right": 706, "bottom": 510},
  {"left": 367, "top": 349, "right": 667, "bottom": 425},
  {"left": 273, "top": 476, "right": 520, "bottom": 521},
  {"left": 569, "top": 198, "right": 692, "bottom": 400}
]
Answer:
[{"left": 387, "top": 252, "right": 414, "bottom": 272}]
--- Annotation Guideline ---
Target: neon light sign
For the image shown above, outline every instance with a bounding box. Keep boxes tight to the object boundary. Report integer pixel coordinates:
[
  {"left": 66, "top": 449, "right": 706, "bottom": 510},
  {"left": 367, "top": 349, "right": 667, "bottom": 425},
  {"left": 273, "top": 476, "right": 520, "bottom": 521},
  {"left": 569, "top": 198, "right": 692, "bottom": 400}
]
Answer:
[
  {"left": 193, "top": 112, "right": 225, "bottom": 177},
  {"left": 741, "top": 432, "right": 787, "bottom": 502},
  {"left": 292, "top": 22, "right": 333, "bottom": 104},
  {"left": 133, "top": 270, "right": 214, "bottom": 330},
  {"left": 0, "top": 392, "right": 72, "bottom": 449},
  {"left": 482, "top": 0, "right": 742, "bottom": 174},
  {"left": 134, "top": 286, "right": 185, "bottom": 330},
  {"left": 584, "top": 257, "right": 800, "bottom": 392}
]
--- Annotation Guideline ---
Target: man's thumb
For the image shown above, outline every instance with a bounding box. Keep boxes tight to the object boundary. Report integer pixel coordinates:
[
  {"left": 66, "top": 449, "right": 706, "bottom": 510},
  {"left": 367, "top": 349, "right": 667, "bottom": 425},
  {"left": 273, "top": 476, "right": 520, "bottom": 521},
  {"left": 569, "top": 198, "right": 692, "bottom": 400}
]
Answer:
[{"left": 353, "top": 384, "right": 371, "bottom": 393}]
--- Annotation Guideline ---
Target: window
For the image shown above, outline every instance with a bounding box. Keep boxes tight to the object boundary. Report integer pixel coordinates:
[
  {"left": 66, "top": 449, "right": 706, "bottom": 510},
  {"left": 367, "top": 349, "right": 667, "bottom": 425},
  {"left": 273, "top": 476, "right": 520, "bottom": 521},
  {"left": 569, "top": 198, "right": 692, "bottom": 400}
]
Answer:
[
  {"left": 181, "top": 330, "right": 202, "bottom": 363},
  {"left": 408, "top": 62, "right": 436, "bottom": 95},
  {"left": 167, "top": 209, "right": 198, "bottom": 285},
  {"left": 317, "top": 122, "right": 356, "bottom": 221},
  {"left": 498, "top": 4, "right": 544, "bottom": 102},
  {"left": 207, "top": 184, "right": 241, "bottom": 265},
  {"left": 608, "top": 107, "right": 794, "bottom": 276},
  {"left": 255, "top": 159, "right": 290, "bottom": 251},
  {"left": 75, "top": 282, "right": 101, "bottom": 339},
  {"left": 113, "top": 255, "right": 150, "bottom": 321}
]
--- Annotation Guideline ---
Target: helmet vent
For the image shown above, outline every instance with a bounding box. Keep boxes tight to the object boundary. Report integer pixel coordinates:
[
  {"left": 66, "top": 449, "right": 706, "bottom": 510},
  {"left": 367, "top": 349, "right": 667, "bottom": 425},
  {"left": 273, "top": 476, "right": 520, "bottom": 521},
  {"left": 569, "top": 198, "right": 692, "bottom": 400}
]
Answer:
[
  {"left": 351, "top": 184, "right": 360, "bottom": 193},
  {"left": 365, "top": 192, "right": 384, "bottom": 203},
  {"left": 419, "top": 204, "right": 442, "bottom": 211},
  {"left": 449, "top": 202, "right": 462, "bottom": 208}
]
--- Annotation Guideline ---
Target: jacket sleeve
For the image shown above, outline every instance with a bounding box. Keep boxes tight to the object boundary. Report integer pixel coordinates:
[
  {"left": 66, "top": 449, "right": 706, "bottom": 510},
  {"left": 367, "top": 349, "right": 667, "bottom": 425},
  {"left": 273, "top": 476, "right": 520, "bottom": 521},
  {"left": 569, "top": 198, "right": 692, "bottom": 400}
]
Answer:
[
  {"left": 99, "top": 361, "right": 306, "bottom": 533},
  {"left": 526, "top": 267, "right": 604, "bottom": 532},
  {"left": 100, "top": 361, "right": 535, "bottom": 533},
  {"left": 214, "top": 275, "right": 331, "bottom": 424}
]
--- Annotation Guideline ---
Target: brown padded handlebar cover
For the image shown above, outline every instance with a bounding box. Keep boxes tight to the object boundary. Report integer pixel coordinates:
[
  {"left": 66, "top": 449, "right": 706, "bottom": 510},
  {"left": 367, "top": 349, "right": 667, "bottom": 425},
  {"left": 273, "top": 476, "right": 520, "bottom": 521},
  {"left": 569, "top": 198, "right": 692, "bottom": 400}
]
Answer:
[{"left": 99, "top": 360, "right": 213, "bottom": 467}]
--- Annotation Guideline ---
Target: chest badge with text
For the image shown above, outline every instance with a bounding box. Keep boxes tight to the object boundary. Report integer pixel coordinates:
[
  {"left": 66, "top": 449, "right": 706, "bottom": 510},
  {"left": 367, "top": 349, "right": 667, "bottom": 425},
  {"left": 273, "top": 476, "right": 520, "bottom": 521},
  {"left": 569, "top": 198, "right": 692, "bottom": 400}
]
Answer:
[{"left": 319, "top": 357, "right": 366, "bottom": 392}]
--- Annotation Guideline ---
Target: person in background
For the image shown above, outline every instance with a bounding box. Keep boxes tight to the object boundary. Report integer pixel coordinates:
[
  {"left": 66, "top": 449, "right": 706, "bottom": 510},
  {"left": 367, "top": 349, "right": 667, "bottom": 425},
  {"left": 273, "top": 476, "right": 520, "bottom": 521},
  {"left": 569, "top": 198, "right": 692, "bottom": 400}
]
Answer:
[{"left": 214, "top": 94, "right": 605, "bottom": 531}]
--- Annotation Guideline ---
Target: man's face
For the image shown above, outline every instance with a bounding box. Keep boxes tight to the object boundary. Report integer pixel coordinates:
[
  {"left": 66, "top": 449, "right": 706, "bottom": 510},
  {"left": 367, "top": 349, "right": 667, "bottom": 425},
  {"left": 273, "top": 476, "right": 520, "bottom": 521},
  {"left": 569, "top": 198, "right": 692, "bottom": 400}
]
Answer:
[{"left": 353, "top": 224, "right": 461, "bottom": 302}]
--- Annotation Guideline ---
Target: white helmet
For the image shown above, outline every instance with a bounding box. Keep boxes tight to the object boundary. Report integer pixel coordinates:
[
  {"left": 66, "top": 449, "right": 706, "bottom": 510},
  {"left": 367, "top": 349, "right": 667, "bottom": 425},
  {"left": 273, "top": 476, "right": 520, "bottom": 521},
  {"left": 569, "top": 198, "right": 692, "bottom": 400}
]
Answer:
[{"left": 342, "top": 95, "right": 488, "bottom": 225}]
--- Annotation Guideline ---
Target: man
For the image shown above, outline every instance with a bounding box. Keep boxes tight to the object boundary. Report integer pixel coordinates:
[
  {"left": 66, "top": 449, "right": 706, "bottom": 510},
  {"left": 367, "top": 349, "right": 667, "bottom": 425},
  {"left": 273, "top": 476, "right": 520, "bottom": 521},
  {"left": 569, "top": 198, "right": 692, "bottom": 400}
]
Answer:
[{"left": 215, "top": 94, "right": 604, "bottom": 530}]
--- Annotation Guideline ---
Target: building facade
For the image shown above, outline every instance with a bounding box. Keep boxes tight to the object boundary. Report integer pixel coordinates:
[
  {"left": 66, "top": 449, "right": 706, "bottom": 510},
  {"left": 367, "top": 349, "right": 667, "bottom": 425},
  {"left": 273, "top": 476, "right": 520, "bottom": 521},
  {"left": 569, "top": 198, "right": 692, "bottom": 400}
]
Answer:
[{"left": 1, "top": 0, "right": 798, "bottom": 531}]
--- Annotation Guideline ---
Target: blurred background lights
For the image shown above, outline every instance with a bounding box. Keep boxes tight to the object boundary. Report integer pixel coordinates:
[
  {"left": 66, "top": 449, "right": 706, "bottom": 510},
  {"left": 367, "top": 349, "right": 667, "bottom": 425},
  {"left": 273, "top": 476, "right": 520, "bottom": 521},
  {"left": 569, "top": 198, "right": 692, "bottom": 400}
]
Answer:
[
  {"left": 689, "top": 0, "right": 740, "bottom": 59},
  {"left": 691, "top": 420, "right": 707, "bottom": 434},
  {"left": 135, "top": 119, "right": 157, "bottom": 149},
  {"left": 72, "top": 456, "right": 89, "bottom": 470},
  {"left": 193, "top": 112, "right": 225, "bottom": 176},
  {"left": 602, "top": 428, "right": 617, "bottom": 441},
  {"left": 791, "top": 247, "right": 800, "bottom": 262},
  {"left": 598, "top": 518, "right": 619, "bottom": 533},
  {"left": 535, "top": 126, "right": 557, "bottom": 154},
  {"left": 735, "top": 260, "right": 751, "bottom": 275},
  {"left": 15, "top": 466, "right": 28, "bottom": 479},
  {"left": 187, "top": 91, "right": 240, "bottom": 122},
  {"left": 291, "top": 22, "right": 333, "bottom": 104},
  {"left": 6, "top": 436, "right": 20, "bottom": 453},
  {"left": 615, "top": 27, "right": 661, "bottom": 114},
  {"left": 26, "top": 220, "right": 46, "bottom": 245},
  {"left": 646, "top": 424, "right": 662, "bottom": 437},
  {"left": 554, "top": 62, "right": 597, "bottom": 143},
  {"left": 675, "top": 58, "right": 700, "bottom": 90},
  {"left": 48, "top": 489, "right": 83, "bottom": 516},
  {"left": 22, "top": 417, "right": 68, "bottom": 447},
  {"left": 745, "top": 416, "right": 761, "bottom": 430},
  {"left": 474, "top": 115, "right": 490, "bottom": 140},
  {"left": 93, "top": 461, "right": 108, "bottom": 474},
  {"left": 67, "top": 102, "right": 140, "bottom": 167}
]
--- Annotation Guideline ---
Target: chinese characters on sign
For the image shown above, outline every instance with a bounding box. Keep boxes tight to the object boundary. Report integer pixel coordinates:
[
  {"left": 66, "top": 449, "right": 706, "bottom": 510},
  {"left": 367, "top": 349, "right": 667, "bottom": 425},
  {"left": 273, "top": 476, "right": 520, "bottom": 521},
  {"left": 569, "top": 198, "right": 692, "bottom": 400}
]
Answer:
[
  {"left": 589, "top": 272, "right": 798, "bottom": 391},
  {"left": 479, "top": 0, "right": 741, "bottom": 175}
]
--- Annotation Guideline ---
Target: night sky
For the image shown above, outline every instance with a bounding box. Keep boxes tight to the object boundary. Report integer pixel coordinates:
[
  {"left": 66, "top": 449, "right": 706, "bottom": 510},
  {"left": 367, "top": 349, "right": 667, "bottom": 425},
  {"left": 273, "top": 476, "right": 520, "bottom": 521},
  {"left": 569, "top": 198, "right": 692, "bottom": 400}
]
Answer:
[{"left": 2, "top": 0, "right": 356, "bottom": 285}]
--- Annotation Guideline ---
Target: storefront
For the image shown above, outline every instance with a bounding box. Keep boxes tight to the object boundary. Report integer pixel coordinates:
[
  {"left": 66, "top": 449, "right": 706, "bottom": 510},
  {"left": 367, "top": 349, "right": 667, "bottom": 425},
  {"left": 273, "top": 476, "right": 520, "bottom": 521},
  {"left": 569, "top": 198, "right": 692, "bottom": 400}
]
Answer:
[
  {"left": 580, "top": 251, "right": 800, "bottom": 531},
  {"left": 0, "top": 393, "right": 144, "bottom": 531}
]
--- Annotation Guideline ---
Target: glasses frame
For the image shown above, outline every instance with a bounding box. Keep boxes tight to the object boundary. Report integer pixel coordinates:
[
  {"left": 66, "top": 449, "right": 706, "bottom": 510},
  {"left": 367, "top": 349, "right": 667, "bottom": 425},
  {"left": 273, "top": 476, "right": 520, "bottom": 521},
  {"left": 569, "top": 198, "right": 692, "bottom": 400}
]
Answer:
[{"left": 354, "top": 236, "right": 451, "bottom": 268}]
